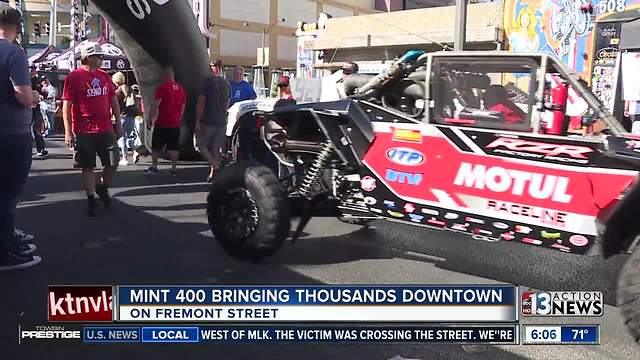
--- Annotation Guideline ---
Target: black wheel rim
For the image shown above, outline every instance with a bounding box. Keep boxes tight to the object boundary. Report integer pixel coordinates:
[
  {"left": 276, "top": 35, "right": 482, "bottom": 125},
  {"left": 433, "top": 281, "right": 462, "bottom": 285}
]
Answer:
[{"left": 218, "top": 188, "right": 260, "bottom": 241}]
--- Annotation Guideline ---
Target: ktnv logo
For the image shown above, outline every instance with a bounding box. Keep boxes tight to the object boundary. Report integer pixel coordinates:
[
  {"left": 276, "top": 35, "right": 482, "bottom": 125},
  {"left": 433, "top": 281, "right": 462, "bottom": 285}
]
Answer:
[
  {"left": 387, "top": 147, "right": 425, "bottom": 166},
  {"left": 386, "top": 169, "right": 423, "bottom": 185}
]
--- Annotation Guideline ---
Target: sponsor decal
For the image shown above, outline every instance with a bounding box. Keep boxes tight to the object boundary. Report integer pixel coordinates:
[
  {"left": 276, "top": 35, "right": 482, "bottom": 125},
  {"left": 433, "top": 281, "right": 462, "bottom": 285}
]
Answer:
[
  {"left": 388, "top": 210, "right": 405, "bottom": 218},
  {"left": 360, "top": 176, "right": 377, "bottom": 192},
  {"left": 450, "top": 223, "right": 470, "bottom": 231},
  {"left": 501, "top": 231, "right": 516, "bottom": 241},
  {"left": 474, "top": 229, "right": 493, "bottom": 236},
  {"left": 409, "top": 214, "right": 425, "bottom": 223},
  {"left": 465, "top": 217, "right": 485, "bottom": 224},
  {"left": 364, "top": 197, "right": 377, "bottom": 206},
  {"left": 404, "top": 203, "right": 416, "bottom": 213},
  {"left": 384, "top": 200, "right": 397, "bottom": 209},
  {"left": 486, "top": 137, "right": 593, "bottom": 164},
  {"left": 370, "top": 208, "right": 383, "bottom": 214},
  {"left": 521, "top": 238, "right": 543, "bottom": 246},
  {"left": 541, "top": 231, "right": 562, "bottom": 240},
  {"left": 392, "top": 128, "right": 422, "bottom": 143},
  {"left": 493, "top": 222, "right": 509, "bottom": 230},
  {"left": 516, "top": 225, "right": 533, "bottom": 234},
  {"left": 427, "top": 218, "right": 446, "bottom": 226},
  {"left": 454, "top": 163, "right": 572, "bottom": 203},
  {"left": 551, "top": 243, "right": 571, "bottom": 252},
  {"left": 127, "top": 0, "right": 173, "bottom": 20},
  {"left": 421, "top": 208, "right": 440, "bottom": 216},
  {"left": 569, "top": 235, "right": 589, "bottom": 247},
  {"left": 487, "top": 200, "right": 567, "bottom": 227},
  {"left": 386, "top": 148, "right": 425, "bottom": 166},
  {"left": 444, "top": 213, "right": 459, "bottom": 220},
  {"left": 386, "top": 169, "right": 423, "bottom": 186},
  {"left": 472, "top": 235, "right": 500, "bottom": 243}
]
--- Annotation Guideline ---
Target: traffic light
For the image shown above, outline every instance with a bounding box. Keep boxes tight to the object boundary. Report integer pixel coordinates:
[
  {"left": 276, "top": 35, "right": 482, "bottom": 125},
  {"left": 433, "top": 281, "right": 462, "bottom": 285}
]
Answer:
[
  {"left": 34, "top": 21, "right": 41, "bottom": 38},
  {"left": 44, "top": 22, "right": 50, "bottom": 36}
]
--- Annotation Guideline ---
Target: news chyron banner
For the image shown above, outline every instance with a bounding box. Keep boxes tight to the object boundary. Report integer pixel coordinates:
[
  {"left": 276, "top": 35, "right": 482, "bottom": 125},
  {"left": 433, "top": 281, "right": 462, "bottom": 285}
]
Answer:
[
  {"left": 115, "top": 285, "right": 518, "bottom": 322},
  {"left": 23, "top": 285, "right": 523, "bottom": 345}
]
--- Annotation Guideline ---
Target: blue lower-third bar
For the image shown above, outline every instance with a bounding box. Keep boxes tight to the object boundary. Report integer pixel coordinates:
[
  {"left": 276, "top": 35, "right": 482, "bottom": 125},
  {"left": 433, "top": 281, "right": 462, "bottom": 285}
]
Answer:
[{"left": 141, "top": 327, "right": 200, "bottom": 343}]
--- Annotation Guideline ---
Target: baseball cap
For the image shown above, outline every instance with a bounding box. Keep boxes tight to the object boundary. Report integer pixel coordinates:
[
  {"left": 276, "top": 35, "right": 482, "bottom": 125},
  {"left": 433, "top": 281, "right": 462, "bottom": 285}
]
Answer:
[
  {"left": 0, "top": 4, "right": 21, "bottom": 27},
  {"left": 80, "top": 44, "right": 104, "bottom": 59}
]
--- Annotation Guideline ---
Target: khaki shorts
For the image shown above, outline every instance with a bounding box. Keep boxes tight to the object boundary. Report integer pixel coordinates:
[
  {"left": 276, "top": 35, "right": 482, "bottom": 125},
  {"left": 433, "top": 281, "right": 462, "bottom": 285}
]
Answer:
[{"left": 196, "top": 125, "right": 227, "bottom": 156}]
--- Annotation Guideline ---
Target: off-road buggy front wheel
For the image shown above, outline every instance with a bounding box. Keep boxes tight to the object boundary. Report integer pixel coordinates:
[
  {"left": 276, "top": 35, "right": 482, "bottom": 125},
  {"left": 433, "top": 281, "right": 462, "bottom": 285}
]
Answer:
[
  {"left": 619, "top": 248, "right": 640, "bottom": 344},
  {"left": 207, "top": 162, "right": 290, "bottom": 262}
]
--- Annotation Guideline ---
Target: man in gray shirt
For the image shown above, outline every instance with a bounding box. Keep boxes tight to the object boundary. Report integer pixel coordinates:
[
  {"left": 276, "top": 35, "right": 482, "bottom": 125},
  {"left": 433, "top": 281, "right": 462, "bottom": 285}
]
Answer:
[
  {"left": 196, "top": 61, "right": 230, "bottom": 182},
  {"left": 0, "top": 3, "right": 41, "bottom": 271}
]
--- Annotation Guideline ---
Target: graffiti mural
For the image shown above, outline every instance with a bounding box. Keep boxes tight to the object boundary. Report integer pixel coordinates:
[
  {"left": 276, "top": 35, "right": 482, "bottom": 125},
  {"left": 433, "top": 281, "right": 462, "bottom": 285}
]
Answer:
[{"left": 505, "top": 0, "right": 640, "bottom": 78}]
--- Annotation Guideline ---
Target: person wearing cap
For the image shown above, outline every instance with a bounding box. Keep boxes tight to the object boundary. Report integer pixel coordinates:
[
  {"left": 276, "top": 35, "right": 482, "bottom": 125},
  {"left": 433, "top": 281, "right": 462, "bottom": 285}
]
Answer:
[
  {"left": 0, "top": 3, "right": 41, "bottom": 271},
  {"left": 274, "top": 75, "right": 296, "bottom": 108},
  {"left": 62, "top": 43, "right": 124, "bottom": 217}
]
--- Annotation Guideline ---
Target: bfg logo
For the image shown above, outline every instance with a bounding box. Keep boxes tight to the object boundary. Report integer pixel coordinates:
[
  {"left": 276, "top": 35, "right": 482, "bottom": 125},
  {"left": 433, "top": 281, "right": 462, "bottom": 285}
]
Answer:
[
  {"left": 521, "top": 291, "right": 603, "bottom": 317},
  {"left": 386, "top": 148, "right": 424, "bottom": 166}
]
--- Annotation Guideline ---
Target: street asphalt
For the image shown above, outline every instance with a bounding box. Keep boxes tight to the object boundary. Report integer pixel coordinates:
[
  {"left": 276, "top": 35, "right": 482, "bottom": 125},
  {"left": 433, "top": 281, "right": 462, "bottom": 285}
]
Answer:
[{"left": 1, "top": 136, "right": 639, "bottom": 359}]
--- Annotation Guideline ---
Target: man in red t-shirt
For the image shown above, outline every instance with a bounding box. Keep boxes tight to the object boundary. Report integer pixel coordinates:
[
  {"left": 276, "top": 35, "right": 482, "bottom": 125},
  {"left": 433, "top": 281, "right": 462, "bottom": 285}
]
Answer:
[
  {"left": 62, "top": 44, "right": 123, "bottom": 217},
  {"left": 146, "top": 67, "right": 186, "bottom": 175}
]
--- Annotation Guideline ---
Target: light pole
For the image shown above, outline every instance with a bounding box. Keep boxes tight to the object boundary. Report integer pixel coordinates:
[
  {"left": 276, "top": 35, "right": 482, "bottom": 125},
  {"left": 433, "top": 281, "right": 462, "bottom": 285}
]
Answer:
[
  {"left": 258, "top": 18, "right": 285, "bottom": 98},
  {"left": 454, "top": 0, "right": 467, "bottom": 51},
  {"left": 49, "top": 0, "right": 57, "bottom": 46}
]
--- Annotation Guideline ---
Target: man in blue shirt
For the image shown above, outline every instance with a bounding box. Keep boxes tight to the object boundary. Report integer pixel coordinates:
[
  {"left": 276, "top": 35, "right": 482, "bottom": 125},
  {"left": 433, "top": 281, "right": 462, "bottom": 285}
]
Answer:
[
  {"left": 0, "top": 3, "right": 41, "bottom": 271},
  {"left": 229, "top": 66, "right": 256, "bottom": 106}
]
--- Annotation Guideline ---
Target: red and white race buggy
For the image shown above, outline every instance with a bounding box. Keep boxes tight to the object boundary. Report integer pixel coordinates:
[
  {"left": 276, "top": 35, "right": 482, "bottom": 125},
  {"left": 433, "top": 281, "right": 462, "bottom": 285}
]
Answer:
[{"left": 207, "top": 52, "right": 640, "bottom": 342}]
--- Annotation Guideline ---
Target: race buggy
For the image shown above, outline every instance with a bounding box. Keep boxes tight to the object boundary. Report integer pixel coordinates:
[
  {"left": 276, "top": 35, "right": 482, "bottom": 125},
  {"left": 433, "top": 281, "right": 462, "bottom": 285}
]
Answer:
[{"left": 207, "top": 51, "right": 640, "bottom": 342}]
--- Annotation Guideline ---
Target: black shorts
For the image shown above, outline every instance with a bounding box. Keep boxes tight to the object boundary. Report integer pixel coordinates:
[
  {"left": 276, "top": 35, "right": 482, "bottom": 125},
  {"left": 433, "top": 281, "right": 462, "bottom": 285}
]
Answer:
[
  {"left": 75, "top": 132, "right": 118, "bottom": 169},
  {"left": 152, "top": 127, "right": 180, "bottom": 151}
]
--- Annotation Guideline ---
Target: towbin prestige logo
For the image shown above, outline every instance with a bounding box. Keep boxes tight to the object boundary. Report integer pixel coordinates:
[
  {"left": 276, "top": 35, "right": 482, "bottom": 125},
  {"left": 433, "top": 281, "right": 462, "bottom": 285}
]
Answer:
[
  {"left": 48, "top": 286, "right": 113, "bottom": 322},
  {"left": 387, "top": 148, "right": 425, "bottom": 166}
]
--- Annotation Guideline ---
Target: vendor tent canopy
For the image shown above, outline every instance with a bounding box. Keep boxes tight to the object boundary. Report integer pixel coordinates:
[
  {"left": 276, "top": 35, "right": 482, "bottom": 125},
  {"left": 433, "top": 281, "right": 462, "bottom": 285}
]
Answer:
[
  {"left": 29, "top": 45, "right": 62, "bottom": 66},
  {"left": 44, "top": 37, "right": 131, "bottom": 72}
]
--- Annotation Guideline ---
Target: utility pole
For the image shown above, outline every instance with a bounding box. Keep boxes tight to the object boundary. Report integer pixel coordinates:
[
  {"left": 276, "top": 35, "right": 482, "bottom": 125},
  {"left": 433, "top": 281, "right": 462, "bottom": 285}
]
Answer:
[
  {"left": 454, "top": 0, "right": 467, "bottom": 51},
  {"left": 49, "top": 0, "right": 57, "bottom": 46}
]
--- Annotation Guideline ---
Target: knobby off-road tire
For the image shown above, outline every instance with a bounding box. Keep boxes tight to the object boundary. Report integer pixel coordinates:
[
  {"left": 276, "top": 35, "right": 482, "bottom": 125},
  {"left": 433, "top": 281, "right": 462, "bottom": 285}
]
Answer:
[
  {"left": 619, "top": 248, "right": 640, "bottom": 344},
  {"left": 207, "top": 162, "right": 290, "bottom": 262}
]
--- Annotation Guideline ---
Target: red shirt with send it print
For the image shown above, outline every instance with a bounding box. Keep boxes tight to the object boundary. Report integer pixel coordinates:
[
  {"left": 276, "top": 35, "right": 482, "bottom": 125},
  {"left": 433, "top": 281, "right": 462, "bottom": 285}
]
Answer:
[{"left": 62, "top": 67, "right": 116, "bottom": 134}]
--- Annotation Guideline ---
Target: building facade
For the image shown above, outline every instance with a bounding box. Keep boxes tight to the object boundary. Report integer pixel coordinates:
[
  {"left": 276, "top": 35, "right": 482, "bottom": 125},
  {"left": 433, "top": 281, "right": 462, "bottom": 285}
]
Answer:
[
  {"left": 206, "top": 0, "right": 377, "bottom": 73},
  {"left": 11, "top": 0, "right": 101, "bottom": 54}
]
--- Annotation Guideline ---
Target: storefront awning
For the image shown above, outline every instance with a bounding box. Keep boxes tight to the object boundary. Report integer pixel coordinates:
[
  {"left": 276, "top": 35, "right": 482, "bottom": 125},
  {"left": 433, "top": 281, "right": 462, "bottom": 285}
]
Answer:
[{"left": 620, "top": 17, "right": 640, "bottom": 50}]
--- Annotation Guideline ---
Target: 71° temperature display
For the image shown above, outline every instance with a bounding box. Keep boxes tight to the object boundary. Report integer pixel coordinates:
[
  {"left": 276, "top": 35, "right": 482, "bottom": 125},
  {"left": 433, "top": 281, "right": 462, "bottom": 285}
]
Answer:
[{"left": 523, "top": 325, "right": 599, "bottom": 345}]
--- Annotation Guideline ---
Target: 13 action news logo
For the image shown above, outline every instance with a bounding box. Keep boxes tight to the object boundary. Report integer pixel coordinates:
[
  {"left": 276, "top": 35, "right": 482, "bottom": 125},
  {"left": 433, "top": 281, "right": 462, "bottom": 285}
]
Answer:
[{"left": 521, "top": 291, "right": 603, "bottom": 317}]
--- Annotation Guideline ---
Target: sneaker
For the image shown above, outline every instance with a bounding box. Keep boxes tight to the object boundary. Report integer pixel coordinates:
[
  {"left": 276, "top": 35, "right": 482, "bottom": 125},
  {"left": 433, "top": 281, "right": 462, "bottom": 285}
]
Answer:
[
  {"left": 170, "top": 169, "right": 177, "bottom": 176},
  {"left": 133, "top": 151, "right": 141, "bottom": 164},
  {"left": 119, "top": 158, "right": 129, "bottom": 166},
  {"left": 0, "top": 251, "right": 41, "bottom": 272},
  {"left": 17, "top": 244, "right": 36, "bottom": 256},
  {"left": 95, "top": 184, "right": 112, "bottom": 208},
  {"left": 34, "top": 152, "right": 47, "bottom": 160},
  {"left": 144, "top": 167, "right": 158, "bottom": 175},
  {"left": 13, "top": 228, "right": 34, "bottom": 243},
  {"left": 87, "top": 195, "right": 97, "bottom": 217}
]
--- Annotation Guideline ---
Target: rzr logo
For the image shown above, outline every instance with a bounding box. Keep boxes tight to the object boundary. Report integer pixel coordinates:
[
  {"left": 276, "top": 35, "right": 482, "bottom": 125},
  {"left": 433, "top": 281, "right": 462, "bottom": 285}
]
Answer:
[
  {"left": 127, "top": 0, "right": 173, "bottom": 20},
  {"left": 387, "top": 148, "right": 425, "bottom": 166},
  {"left": 486, "top": 138, "right": 593, "bottom": 159},
  {"left": 454, "top": 163, "right": 572, "bottom": 203}
]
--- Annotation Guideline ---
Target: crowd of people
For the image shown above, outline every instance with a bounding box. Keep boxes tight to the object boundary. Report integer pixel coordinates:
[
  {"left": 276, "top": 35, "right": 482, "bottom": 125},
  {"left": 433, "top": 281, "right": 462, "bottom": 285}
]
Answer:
[{"left": 0, "top": 2, "right": 297, "bottom": 272}]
